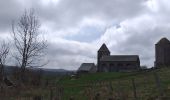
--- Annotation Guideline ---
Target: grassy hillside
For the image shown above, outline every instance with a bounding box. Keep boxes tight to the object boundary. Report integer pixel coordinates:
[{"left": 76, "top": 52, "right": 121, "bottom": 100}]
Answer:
[
  {"left": 57, "top": 67, "right": 170, "bottom": 100},
  {"left": 2, "top": 67, "right": 170, "bottom": 100}
]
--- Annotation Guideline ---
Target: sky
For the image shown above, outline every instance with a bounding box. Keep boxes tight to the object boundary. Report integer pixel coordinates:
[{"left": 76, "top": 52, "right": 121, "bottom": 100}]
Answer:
[{"left": 0, "top": 0, "right": 170, "bottom": 70}]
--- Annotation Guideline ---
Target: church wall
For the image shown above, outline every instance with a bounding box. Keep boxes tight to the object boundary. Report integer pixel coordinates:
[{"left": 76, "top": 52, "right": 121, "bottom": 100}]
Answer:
[
  {"left": 155, "top": 43, "right": 170, "bottom": 67},
  {"left": 165, "top": 45, "right": 170, "bottom": 65},
  {"left": 98, "top": 61, "right": 140, "bottom": 72}
]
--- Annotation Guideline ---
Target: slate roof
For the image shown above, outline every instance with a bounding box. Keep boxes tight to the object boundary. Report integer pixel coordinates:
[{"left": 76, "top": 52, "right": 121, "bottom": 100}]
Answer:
[
  {"left": 156, "top": 37, "right": 170, "bottom": 45},
  {"left": 98, "top": 43, "right": 110, "bottom": 52},
  {"left": 100, "top": 55, "right": 139, "bottom": 62},
  {"left": 78, "top": 63, "right": 95, "bottom": 71}
]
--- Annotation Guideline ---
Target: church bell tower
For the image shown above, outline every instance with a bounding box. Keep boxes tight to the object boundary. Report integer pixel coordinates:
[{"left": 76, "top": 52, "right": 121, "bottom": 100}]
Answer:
[{"left": 97, "top": 43, "right": 110, "bottom": 71}]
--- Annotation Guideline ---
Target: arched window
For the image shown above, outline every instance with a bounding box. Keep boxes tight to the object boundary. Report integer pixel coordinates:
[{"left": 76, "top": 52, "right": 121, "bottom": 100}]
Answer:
[
  {"left": 110, "top": 63, "right": 114, "bottom": 67},
  {"left": 126, "top": 63, "right": 131, "bottom": 66},
  {"left": 118, "top": 63, "right": 123, "bottom": 66},
  {"left": 102, "top": 63, "right": 106, "bottom": 67},
  {"left": 101, "top": 63, "right": 108, "bottom": 72},
  {"left": 125, "top": 63, "right": 130, "bottom": 69},
  {"left": 118, "top": 63, "right": 123, "bottom": 70},
  {"left": 109, "top": 63, "right": 115, "bottom": 71}
]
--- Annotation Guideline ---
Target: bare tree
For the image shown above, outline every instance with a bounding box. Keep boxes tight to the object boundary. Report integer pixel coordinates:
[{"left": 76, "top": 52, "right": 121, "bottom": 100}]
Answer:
[
  {"left": 0, "top": 41, "right": 10, "bottom": 82},
  {"left": 12, "top": 10, "right": 47, "bottom": 82}
]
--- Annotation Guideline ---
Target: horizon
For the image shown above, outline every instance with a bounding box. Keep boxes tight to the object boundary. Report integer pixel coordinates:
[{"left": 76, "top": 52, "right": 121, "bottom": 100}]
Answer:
[{"left": 0, "top": 0, "right": 170, "bottom": 70}]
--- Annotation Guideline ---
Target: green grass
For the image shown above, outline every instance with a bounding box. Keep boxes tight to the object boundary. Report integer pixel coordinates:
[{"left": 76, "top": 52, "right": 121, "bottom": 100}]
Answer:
[
  {"left": 58, "top": 72, "right": 131, "bottom": 85},
  {"left": 4, "top": 67, "right": 170, "bottom": 100},
  {"left": 57, "top": 67, "right": 170, "bottom": 100}
]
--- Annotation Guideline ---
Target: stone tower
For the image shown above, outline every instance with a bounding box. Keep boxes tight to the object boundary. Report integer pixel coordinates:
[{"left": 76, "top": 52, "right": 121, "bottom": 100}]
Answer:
[
  {"left": 155, "top": 37, "right": 170, "bottom": 67},
  {"left": 97, "top": 43, "right": 110, "bottom": 71}
]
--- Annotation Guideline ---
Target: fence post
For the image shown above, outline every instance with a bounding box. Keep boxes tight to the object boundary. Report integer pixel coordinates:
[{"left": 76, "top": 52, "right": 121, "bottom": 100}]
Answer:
[
  {"left": 131, "top": 78, "right": 137, "bottom": 100},
  {"left": 117, "top": 81, "right": 124, "bottom": 100},
  {"left": 69, "top": 96, "right": 74, "bottom": 100},
  {"left": 55, "top": 86, "right": 64, "bottom": 100},
  {"left": 33, "top": 96, "right": 42, "bottom": 100},
  {"left": 94, "top": 93, "right": 100, "bottom": 100},
  {"left": 50, "top": 88, "right": 53, "bottom": 100},
  {"left": 153, "top": 72, "right": 163, "bottom": 98}
]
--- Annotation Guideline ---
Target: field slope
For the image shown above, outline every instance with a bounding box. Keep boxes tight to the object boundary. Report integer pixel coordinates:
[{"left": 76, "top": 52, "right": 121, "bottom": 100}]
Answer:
[
  {"left": 58, "top": 67, "right": 170, "bottom": 100},
  {"left": 3, "top": 67, "right": 170, "bottom": 100}
]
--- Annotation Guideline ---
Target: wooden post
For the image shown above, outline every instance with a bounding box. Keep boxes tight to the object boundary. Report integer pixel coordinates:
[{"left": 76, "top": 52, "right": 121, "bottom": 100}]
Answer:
[
  {"left": 69, "top": 96, "right": 74, "bottom": 100},
  {"left": 117, "top": 81, "right": 123, "bottom": 100},
  {"left": 50, "top": 88, "right": 53, "bottom": 100},
  {"left": 153, "top": 72, "right": 163, "bottom": 97},
  {"left": 131, "top": 78, "right": 137, "bottom": 100},
  {"left": 33, "top": 96, "right": 42, "bottom": 100},
  {"left": 56, "top": 86, "right": 64, "bottom": 100},
  {"left": 94, "top": 93, "right": 100, "bottom": 100}
]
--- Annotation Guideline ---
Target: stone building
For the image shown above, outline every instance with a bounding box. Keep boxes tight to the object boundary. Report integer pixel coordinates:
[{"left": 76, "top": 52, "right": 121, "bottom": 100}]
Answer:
[
  {"left": 97, "top": 44, "right": 140, "bottom": 72},
  {"left": 155, "top": 37, "right": 170, "bottom": 67},
  {"left": 77, "top": 63, "right": 97, "bottom": 73}
]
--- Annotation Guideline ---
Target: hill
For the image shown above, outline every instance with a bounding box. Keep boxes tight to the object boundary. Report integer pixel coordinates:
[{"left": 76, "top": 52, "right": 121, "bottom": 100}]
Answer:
[
  {"left": 57, "top": 67, "right": 170, "bottom": 100},
  {"left": 2, "top": 67, "right": 170, "bottom": 100},
  {"left": 3, "top": 65, "right": 74, "bottom": 76}
]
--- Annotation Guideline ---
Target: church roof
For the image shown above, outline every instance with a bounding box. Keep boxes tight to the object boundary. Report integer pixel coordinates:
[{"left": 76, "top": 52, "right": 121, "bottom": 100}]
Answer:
[
  {"left": 156, "top": 37, "right": 170, "bottom": 45},
  {"left": 78, "top": 63, "right": 95, "bottom": 71},
  {"left": 100, "top": 55, "right": 139, "bottom": 62},
  {"left": 98, "top": 43, "right": 110, "bottom": 52}
]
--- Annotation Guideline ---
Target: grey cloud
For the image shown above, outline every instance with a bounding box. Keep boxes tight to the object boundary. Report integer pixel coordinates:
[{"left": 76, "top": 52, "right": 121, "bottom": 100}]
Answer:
[
  {"left": 46, "top": 55, "right": 95, "bottom": 70},
  {"left": 1, "top": 0, "right": 170, "bottom": 69},
  {"left": 34, "top": 0, "right": 147, "bottom": 30},
  {"left": 104, "top": 17, "right": 170, "bottom": 67},
  {"left": 0, "top": 0, "right": 24, "bottom": 32},
  {"left": 44, "top": 41, "right": 96, "bottom": 69},
  {"left": 0, "top": 0, "right": 146, "bottom": 35}
]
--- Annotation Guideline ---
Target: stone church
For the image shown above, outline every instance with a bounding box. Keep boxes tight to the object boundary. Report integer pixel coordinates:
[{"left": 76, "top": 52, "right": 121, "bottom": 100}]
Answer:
[
  {"left": 155, "top": 37, "right": 170, "bottom": 67},
  {"left": 97, "top": 44, "right": 140, "bottom": 72},
  {"left": 77, "top": 43, "right": 140, "bottom": 73}
]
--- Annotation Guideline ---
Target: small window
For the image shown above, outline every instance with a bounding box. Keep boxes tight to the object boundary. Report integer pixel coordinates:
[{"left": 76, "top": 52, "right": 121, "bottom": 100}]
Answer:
[
  {"left": 110, "top": 63, "right": 114, "bottom": 67},
  {"left": 102, "top": 63, "right": 106, "bottom": 66},
  {"left": 118, "top": 63, "right": 123, "bottom": 66},
  {"left": 126, "top": 63, "right": 131, "bottom": 66}
]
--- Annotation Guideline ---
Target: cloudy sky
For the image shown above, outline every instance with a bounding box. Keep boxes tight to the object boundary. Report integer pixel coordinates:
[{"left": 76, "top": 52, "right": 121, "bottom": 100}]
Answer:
[{"left": 0, "top": 0, "right": 170, "bottom": 70}]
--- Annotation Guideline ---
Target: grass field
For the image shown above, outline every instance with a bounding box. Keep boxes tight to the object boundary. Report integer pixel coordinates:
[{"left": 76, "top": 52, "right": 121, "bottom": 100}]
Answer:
[
  {"left": 2, "top": 67, "right": 170, "bottom": 100},
  {"left": 57, "top": 67, "right": 170, "bottom": 100}
]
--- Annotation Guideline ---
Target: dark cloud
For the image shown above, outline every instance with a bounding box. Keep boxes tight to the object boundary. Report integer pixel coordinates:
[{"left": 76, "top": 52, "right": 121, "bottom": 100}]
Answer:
[
  {"left": 0, "top": 0, "right": 24, "bottom": 32},
  {"left": 100, "top": 11, "right": 170, "bottom": 67},
  {"left": 36, "top": 0, "right": 146, "bottom": 30},
  {"left": 45, "top": 41, "right": 96, "bottom": 69},
  {"left": 1, "top": 0, "right": 170, "bottom": 69}
]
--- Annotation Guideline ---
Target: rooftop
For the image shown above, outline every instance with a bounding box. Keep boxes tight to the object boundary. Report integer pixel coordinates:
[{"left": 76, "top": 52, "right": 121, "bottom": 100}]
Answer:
[
  {"left": 156, "top": 37, "right": 170, "bottom": 45},
  {"left": 98, "top": 43, "right": 110, "bottom": 52},
  {"left": 78, "top": 63, "right": 95, "bottom": 71},
  {"left": 100, "top": 55, "right": 139, "bottom": 62}
]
